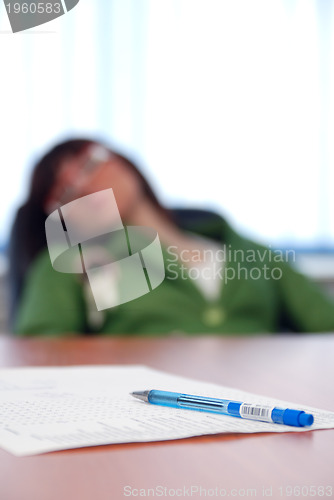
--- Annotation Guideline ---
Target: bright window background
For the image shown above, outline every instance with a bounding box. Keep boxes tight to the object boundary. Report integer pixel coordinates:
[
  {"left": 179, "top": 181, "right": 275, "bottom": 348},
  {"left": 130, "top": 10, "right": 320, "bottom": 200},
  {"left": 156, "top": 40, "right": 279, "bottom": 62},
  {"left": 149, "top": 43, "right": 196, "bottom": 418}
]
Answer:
[{"left": 0, "top": 0, "right": 334, "bottom": 249}]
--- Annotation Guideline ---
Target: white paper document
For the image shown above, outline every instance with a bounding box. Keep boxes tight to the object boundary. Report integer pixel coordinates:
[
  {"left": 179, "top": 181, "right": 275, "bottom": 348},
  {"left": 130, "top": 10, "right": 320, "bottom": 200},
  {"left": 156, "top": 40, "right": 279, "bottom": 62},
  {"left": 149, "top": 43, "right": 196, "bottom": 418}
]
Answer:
[{"left": 0, "top": 365, "right": 333, "bottom": 456}]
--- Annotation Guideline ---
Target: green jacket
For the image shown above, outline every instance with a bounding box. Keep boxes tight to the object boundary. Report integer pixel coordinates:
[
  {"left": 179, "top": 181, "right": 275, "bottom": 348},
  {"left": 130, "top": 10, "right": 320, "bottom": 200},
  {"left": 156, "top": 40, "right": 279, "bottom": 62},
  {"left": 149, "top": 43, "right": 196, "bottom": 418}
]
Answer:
[{"left": 14, "top": 214, "right": 334, "bottom": 336}]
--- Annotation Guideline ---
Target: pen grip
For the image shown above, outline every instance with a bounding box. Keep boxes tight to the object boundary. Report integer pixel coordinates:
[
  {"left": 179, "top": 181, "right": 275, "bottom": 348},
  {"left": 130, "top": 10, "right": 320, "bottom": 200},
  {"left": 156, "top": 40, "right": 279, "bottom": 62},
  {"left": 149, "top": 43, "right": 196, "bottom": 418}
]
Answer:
[{"left": 148, "top": 390, "right": 180, "bottom": 407}]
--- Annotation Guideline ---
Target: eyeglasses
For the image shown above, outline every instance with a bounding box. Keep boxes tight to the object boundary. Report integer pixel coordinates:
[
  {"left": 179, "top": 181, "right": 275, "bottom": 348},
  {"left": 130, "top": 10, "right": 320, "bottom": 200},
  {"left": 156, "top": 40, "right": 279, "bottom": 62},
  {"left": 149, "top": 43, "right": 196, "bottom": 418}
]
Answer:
[
  {"left": 81, "top": 145, "right": 111, "bottom": 174},
  {"left": 57, "top": 145, "right": 113, "bottom": 206}
]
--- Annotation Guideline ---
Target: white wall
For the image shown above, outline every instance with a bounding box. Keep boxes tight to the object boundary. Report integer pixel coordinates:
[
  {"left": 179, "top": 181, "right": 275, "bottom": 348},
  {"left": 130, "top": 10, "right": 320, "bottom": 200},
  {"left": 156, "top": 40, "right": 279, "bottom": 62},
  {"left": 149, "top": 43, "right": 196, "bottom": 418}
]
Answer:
[{"left": 0, "top": 0, "right": 333, "bottom": 248}]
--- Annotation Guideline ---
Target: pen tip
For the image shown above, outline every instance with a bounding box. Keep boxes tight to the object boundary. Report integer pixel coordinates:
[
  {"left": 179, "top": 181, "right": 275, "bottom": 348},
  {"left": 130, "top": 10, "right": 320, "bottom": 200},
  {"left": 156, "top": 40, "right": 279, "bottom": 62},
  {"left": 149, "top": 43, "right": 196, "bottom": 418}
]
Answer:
[{"left": 130, "top": 390, "right": 150, "bottom": 402}]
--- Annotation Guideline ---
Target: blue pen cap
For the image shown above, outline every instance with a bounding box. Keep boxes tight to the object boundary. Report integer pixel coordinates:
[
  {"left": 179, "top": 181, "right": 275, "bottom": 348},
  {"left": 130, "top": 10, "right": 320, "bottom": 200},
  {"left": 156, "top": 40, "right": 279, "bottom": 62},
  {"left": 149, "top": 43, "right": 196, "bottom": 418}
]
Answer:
[
  {"left": 281, "top": 409, "right": 314, "bottom": 427},
  {"left": 298, "top": 412, "right": 314, "bottom": 427}
]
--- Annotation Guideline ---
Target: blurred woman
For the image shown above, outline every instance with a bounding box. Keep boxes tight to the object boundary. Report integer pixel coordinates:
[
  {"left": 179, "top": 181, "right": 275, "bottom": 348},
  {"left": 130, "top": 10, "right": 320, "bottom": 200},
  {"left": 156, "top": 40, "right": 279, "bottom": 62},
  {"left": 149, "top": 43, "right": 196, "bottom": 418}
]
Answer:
[{"left": 9, "top": 138, "right": 334, "bottom": 335}]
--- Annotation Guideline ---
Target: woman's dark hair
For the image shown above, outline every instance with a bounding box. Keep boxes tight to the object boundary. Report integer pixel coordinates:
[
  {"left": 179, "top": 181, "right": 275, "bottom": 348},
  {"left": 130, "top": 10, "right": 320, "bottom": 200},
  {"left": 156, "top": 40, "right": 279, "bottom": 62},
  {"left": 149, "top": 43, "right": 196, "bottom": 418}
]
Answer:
[{"left": 8, "top": 138, "right": 166, "bottom": 324}]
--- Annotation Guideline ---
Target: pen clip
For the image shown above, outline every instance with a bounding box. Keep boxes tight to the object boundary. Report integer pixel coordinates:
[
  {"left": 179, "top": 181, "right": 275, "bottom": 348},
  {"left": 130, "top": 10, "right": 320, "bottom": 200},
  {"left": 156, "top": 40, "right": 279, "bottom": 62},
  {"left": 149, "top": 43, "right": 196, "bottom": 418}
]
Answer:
[{"left": 177, "top": 395, "right": 229, "bottom": 412}]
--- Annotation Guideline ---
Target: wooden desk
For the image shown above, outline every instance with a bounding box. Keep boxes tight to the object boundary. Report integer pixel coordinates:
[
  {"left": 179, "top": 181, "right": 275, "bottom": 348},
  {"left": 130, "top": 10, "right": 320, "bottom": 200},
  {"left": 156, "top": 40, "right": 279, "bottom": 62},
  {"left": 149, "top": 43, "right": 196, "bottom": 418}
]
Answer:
[{"left": 0, "top": 334, "right": 333, "bottom": 500}]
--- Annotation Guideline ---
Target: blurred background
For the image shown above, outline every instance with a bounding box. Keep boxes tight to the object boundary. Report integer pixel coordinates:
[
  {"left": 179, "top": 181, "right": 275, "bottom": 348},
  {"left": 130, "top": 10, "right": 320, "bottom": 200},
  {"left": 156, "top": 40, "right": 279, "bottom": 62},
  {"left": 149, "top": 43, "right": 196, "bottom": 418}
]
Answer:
[{"left": 0, "top": 0, "right": 333, "bottom": 329}]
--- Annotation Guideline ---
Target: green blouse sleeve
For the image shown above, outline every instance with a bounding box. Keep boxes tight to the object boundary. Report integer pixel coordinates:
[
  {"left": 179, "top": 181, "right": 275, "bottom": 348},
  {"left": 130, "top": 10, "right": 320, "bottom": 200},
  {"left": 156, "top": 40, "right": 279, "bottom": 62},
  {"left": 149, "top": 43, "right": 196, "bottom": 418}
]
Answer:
[
  {"left": 276, "top": 260, "right": 334, "bottom": 332},
  {"left": 14, "top": 250, "right": 87, "bottom": 336}
]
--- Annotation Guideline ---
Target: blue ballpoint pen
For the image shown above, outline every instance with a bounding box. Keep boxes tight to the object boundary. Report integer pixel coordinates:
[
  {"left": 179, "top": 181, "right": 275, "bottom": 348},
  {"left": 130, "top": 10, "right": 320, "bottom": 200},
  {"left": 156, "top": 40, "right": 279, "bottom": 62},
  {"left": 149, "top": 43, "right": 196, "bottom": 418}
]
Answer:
[{"left": 131, "top": 390, "right": 314, "bottom": 427}]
